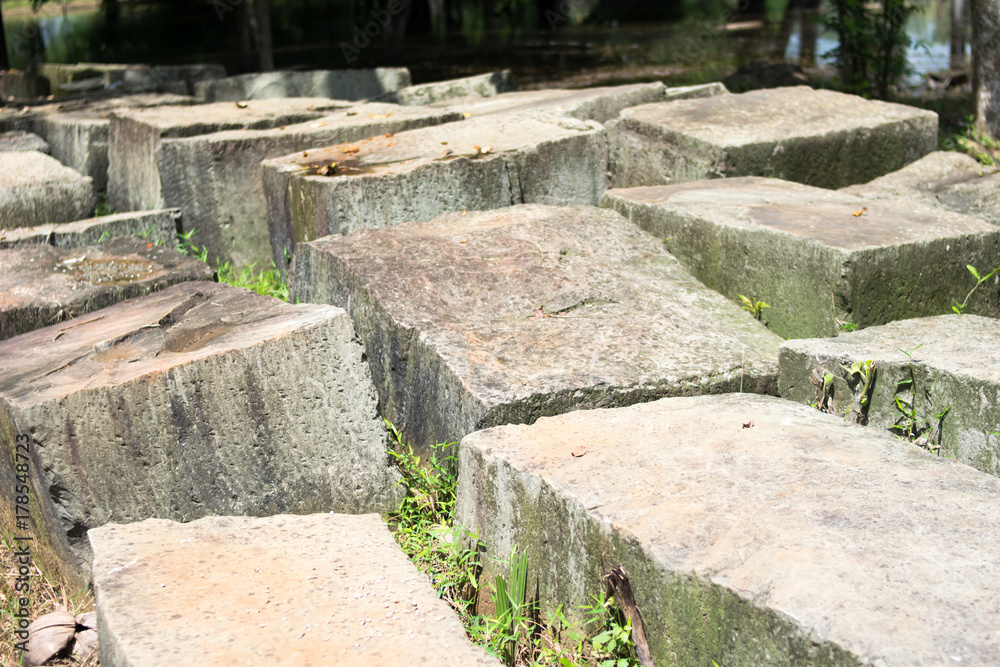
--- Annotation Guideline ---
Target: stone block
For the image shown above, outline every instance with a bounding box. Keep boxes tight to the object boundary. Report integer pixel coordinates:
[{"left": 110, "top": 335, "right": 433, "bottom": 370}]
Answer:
[
  {"left": 779, "top": 314, "right": 1000, "bottom": 476},
  {"left": 90, "top": 514, "right": 498, "bottom": 666},
  {"left": 156, "top": 103, "right": 462, "bottom": 269},
  {"left": 39, "top": 63, "right": 225, "bottom": 97},
  {"left": 0, "top": 209, "right": 180, "bottom": 250},
  {"left": 0, "top": 130, "right": 49, "bottom": 153},
  {"left": 107, "top": 98, "right": 344, "bottom": 212},
  {"left": 0, "top": 151, "right": 96, "bottom": 228},
  {"left": 194, "top": 68, "right": 412, "bottom": 103},
  {"left": 455, "top": 393, "right": 1000, "bottom": 666},
  {"left": 607, "top": 86, "right": 938, "bottom": 189},
  {"left": 0, "top": 281, "right": 400, "bottom": 586},
  {"left": 31, "top": 94, "right": 195, "bottom": 192},
  {"left": 264, "top": 113, "right": 608, "bottom": 270},
  {"left": 842, "top": 151, "right": 1000, "bottom": 227},
  {"left": 379, "top": 70, "right": 516, "bottom": 106},
  {"left": 429, "top": 82, "right": 669, "bottom": 124},
  {"left": 603, "top": 177, "right": 1000, "bottom": 339},
  {"left": 0, "top": 235, "right": 210, "bottom": 340},
  {"left": 291, "top": 204, "right": 781, "bottom": 453}
]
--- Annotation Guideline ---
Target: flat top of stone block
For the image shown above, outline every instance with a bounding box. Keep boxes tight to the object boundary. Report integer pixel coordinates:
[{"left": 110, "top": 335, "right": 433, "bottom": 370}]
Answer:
[
  {"left": 462, "top": 393, "right": 1000, "bottom": 665},
  {"left": 427, "top": 82, "right": 664, "bottom": 118},
  {"left": 0, "top": 209, "right": 181, "bottom": 247},
  {"left": 89, "top": 513, "right": 497, "bottom": 666},
  {"left": 0, "top": 130, "right": 49, "bottom": 153},
  {"left": 299, "top": 204, "right": 779, "bottom": 405},
  {"left": 781, "top": 314, "right": 1000, "bottom": 381},
  {"left": 617, "top": 86, "right": 936, "bottom": 148},
  {"left": 0, "top": 281, "right": 340, "bottom": 407},
  {"left": 111, "top": 97, "right": 349, "bottom": 133},
  {"left": 266, "top": 113, "right": 602, "bottom": 179},
  {"left": 843, "top": 151, "right": 998, "bottom": 197},
  {"left": 0, "top": 150, "right": 91, "bottom": 189},
  {"left": 604, "top": 176, "right": 996, "bottom": 251}
]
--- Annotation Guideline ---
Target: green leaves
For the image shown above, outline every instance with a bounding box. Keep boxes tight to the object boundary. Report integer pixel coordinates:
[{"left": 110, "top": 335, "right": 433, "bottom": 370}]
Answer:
[{"left": 954, "top": 264, "right": 999, "bottom": 315}]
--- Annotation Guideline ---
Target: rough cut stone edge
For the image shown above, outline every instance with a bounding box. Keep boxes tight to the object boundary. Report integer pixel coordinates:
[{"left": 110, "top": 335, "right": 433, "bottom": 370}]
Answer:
[{"left": 0, "top": 209, "right": 180, "bottom": 249}]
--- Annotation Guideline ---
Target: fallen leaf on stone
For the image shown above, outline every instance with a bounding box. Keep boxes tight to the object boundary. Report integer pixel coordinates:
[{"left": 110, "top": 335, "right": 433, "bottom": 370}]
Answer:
[
  {"left": 370, "top": 113, "right": 392, "bottom": 118},
  {"left": 346, "top": 111, "right": 358, "bottom": 116},
  {"left": 146, "top": 243, "right": 153, "bottom": 249},
  {"left": 441, "top": 141, "right": 448, "bottom": 145},
  {"left": 302, "top": 151, "right": 308, "bottom": 158},
  {"left": 308, "top": 121, "right": 327, "bottom": 128},
  {"left": 571, "top": 446, "right": 587, "bottom": 457},
  {"left": 27, "top": 611, "right": 76, "bottom": 666},
  {"left": 534, "top": 307, "right": 550, "bottom": 319},
  {"left": 852, "top": 207, "right": 868, "bottom": 217},
  {"left": 742, "top": 421, "right": 754, "bottom": 429},
  {"left": 235, "top": 101, "right": 248, "bottom": 109},
  {"left": 341, "top": 145, "right": 360, "bottom": 154},
  {"left": 384, "top": 132, "right": 393, "bottom": 138},
  {"left": 442, "top": 149, "right": 453, "bottom": 156},
  {"left": 462, "top": 112, "right": 472, "bottom": 118},
  {"left": 317, "top": 163, "right": 336, "bottom": 176}
]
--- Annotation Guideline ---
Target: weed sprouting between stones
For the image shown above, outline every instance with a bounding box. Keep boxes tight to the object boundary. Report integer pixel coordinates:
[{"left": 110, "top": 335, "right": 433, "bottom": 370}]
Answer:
[
  {"left": 953, "top": 264, "right": 1000, "bottom": 315},
  {"left": 175, "top": 229, "right": 290, "bottom": 301},
  {"left": 384, "top": 423, "right": 641, "bottom": 666}
]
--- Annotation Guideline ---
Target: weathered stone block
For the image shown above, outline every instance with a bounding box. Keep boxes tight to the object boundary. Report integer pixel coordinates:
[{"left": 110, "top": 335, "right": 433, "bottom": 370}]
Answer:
[
  {"left": 108, "top": 98, "right": 343, "bottom": 212},
  {"left": 40, "top": 62, "right": 224, "bottom": 98},
  {"left": 265, "top": 114, "right": 608, "bottom": 270},
  {"left": 603, "top": 177, "right": 1000, "bottom": 339},
  {"left": 291, "top": 204, "right": 780, "bottom": 453},
  {"left": 378, "top": 70, "right": 516, "bottom": 105},
  {"left": 0, "top": 235, "right": 210, "bottom": 340},
  {"left": 429, "top": 82, "right": 669, "bottom": 124},
  {"left": 0, "top": 151, "right": 96, "bottom": 228},
  {"left": 779, "top": 314, "right": 1000, "bottom": 476},
  {"left": 0, "top": 281, "right": 400, "bottom": 586},
  {"left": 607, "top": 86, "right": 938, "bottom": 189},
  {"left": 90, "top": 514, "right": 498, "bottom": 666},
  {"left": 455, "top": 393, "right": 1000, "bottom": 666},
  {"left": 842, "top": 151, "right": 1000, "bottom": 227},
  {"left": 0, "top": 209, "right": 180, "bottom": 250},
  {"left": 0, "top": 130, "right": 49, "bottom": 153},
  {"left": 32, "top": 94, "right": 195, "bottom": 191},
  {"left": 156, "top": 103, "right": 462, "bottom": 269},
  {"left": 194, "top": 68, "right": 412, "bottom": 102}
]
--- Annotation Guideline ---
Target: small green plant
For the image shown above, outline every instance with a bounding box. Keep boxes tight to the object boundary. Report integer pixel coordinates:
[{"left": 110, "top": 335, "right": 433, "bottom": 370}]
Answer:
[
  {"left": 838, "top": 321, "right": 858, "bottom": 332},
  {"left": 842, "top": 358, "right": 876, "bottom": 424},
  {"left": 175, "top": 229, "right": 210, "bottom": 263},
  {"left": 584, "top": 590, "right": 639, "bottom": 667},
  {"left": 953, "top": 264, "right": 999, "bottom": 315},
  {"left": 93, "top": 194, "right": 116, "bottom": 217},
  {"left": 737, "top": 294, "right": 770, "bottom": 321},
  {"left": 943, "top": 116, "right": 1000, "bottom": 166},
  {"left": 810, "top": 370, "right": 836, "bottom": 412},
  {"left": 175, "top": 229, "right": 291, "bottom": 301},
  {"left": 489, "top": 547, "right": 533, "bottom": 666},
  {"left": 889, "top": 344, "right": 950, "bottom": 454}
]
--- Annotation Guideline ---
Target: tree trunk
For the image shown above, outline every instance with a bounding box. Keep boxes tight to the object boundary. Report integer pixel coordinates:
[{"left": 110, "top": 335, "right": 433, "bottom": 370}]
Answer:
[
  {"left": 244, "top": 0, "right": 275, "bottom": 72},
  {"left": 951, "top": 0, "right": 967, "bottom": 69},
  {"left": 0, "top": 8, "right": 10, "bottom": 71},
  {"left": 973, "top": 0, "right": 1000, "bottom": 138}
]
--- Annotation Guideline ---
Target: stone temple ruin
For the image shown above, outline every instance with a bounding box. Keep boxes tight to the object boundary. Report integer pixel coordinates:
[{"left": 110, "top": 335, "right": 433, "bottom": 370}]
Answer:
[{"left": 2, "top": 65, "right": 1000, "bottom": 666}]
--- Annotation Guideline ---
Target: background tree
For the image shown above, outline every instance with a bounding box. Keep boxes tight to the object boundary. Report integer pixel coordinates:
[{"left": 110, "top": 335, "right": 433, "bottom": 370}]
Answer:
[{"left": 973, "top": 0, "right": 1000, "bottom": 138}]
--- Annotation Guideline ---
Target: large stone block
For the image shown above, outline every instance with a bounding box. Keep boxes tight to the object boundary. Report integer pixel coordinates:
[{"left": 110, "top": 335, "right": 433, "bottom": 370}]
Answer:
[
  {"left": 603, "top": 177, "right": 1000, "bottom": 339},
  {"left": 156, "top": 103, "right": 462, "bottom": 269},
  {"left": 291, "top": 204, "right": 780, "bottom": 453},
  {"left": 378, "top": 70, "right": 516, "bottom": 105},
  {"left": 455, "top": 393, "right": 1000, "bottom": 666},
  {"left": 90, "top": 514, "right": 498, "bottom": 666},
  {"left": 607, "top": 87, "right": 938, "bottom": 189},
  {"left": 39, "top": 63, "right": 225, "bottom": 98},
  {"left": 428, "top": 82, "right": 670, "bottom": 124},
  {"left": 841, "top": 151, "right": 1000, "bottom": 227},
  {"left": 0, "top": 151, "right": 96, "bottom": 228},
  {"left": 194, "top": 68, "right": 412, "bottom": 103},
  {"left": 0, "top": 281, "right": 400, "bottom": 586},
  {"left": 108, "top": 98, "right": 343, "bottom": 212},
  {"left": 32, "top": 94, "right": 195, "bottom": 191},
  {"left": 0, "top": 235, "right": 210, "bottom": 340},
  {"left": 0, "top": 209, "right": 180, "bottom": 250},
  {"left": 265, "top": 114, "right": 608, "bottom": 270},
  {"left": 0, "top": 130, "right": 49, "bottom": 153},
  {"left": 779, "top": 314, "right": 1000, "bottom": 476}
]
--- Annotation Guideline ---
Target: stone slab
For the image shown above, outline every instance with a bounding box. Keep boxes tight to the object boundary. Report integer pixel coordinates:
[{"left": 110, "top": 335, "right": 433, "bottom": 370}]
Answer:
[
  {"left": 30, "top": 93, "right": 196, "bottom": 192},
  {"left": 602, "top": 177, "right": 1000, "bottom": 339},
  {"left": 841, "top": 151, "right": 1000, "bottom": 228},
  {"left": 156, "top": 103, "right": 462, "bottom": 269},
  {"left": 0, "top": 151, "right": 96, "bottom": 229},
  {"left": 428, "top": 82, "right": 669, "bottom": 124},
  {"left": 194, "top": 68, "right": 412, "bottom": 103},
  {"left": 779, "top": 314, "right": 1000, "bottom": 476},
  {"left": 607, "top": 86, "right": 938, "bottom": 189},
  {"left": 108, "top": 98, "right": 345, "bottom": 212},
  {"left": 378, "top": 70, "right": 516, "bottom": 106},
  {"left": 0, "top": 130, "right": 49, "bottom": 153},
  {"left": 264, "top": 114, "right": 608, "bottom": 270},
  {"left": 0, "top": 235, "right": 211, "bottom": 340},
  {"left": 0, "top": 281, "right": 401, "bottom": 586},
  {"left": 90, "top": 514, "right": 498, "bottom": 666},
  {"left": 291, "top": 204, "right": 781, "bottom": 453},
  {"left": 454, "top": 393, "right": 1000, "bottom": 666},
  {"left": 0, "top": 209, "right": 180, "bottom": 250},
  {"left": 40, "top": 63, "right": 225, "bottom": 98}
]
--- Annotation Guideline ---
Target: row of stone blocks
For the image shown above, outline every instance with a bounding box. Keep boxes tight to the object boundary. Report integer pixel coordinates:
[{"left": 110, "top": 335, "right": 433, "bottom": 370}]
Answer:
[{"left": 4, "top": 199, "right": 1000, "bottom": 663}]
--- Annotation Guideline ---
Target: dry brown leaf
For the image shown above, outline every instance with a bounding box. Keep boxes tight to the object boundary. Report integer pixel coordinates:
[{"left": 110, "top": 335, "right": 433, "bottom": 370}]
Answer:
[
  {"left": 370, "top": 113, "right": 392, "bottom": 118},
  {"left": 235, "top": 101, "right": 248, "bottom": 108},
  {"left": 341, "top": 145, "right": 360, "bottom": 154},
  {"left": 384, "top": 132, "right": 393, "bottom": 138},
  {"left": 302, "top": 151, "right": 308, "bottom": 158},
  {"left": 742, "top": 421, "right": 754, "bottom": 429},
  {"left": 442, "top": 148, "right": 453, "bottom": 156},
  {"left": 852, "top": 207, "right": 868, "bottom": 217},
  {"left": 571, "top": 446, "right": 587, "bottom": 457}
]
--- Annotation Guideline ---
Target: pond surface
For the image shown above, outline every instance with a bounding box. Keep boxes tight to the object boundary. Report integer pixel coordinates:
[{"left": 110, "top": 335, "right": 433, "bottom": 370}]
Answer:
[{"left": 2, "top": 0, "right": 970, "bottom": 88}]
